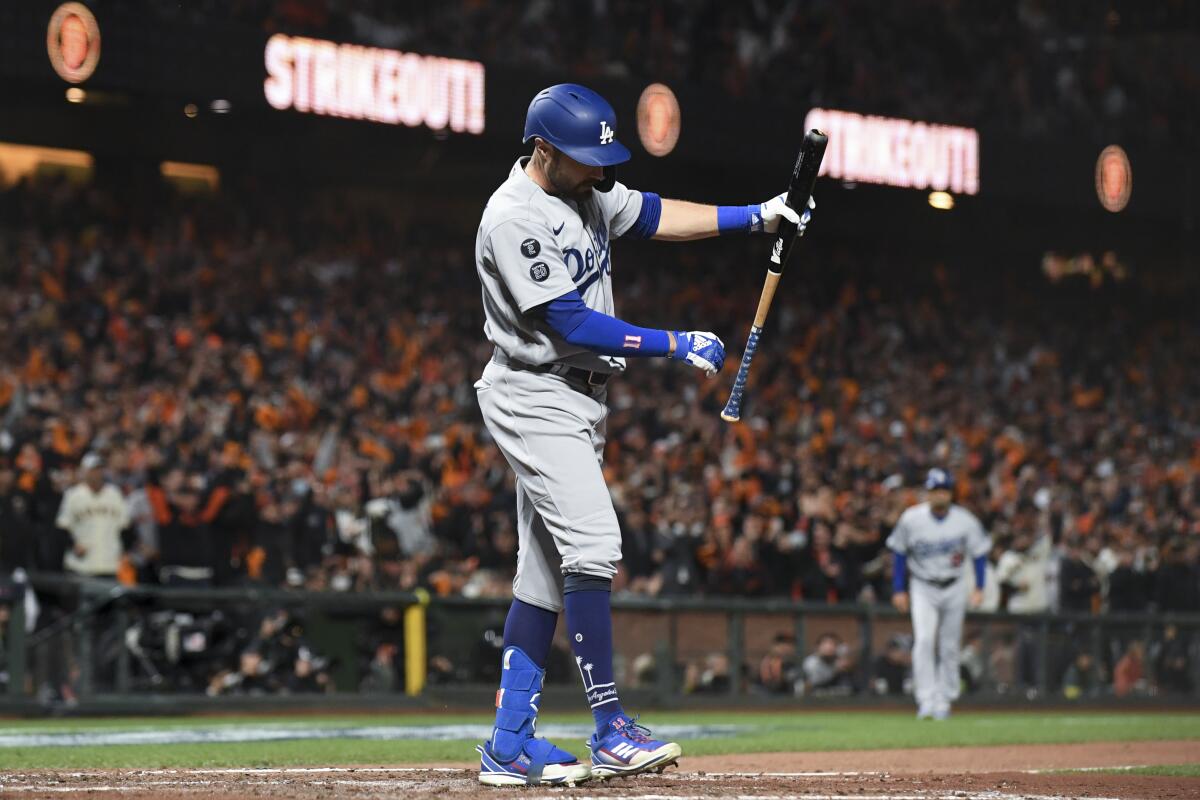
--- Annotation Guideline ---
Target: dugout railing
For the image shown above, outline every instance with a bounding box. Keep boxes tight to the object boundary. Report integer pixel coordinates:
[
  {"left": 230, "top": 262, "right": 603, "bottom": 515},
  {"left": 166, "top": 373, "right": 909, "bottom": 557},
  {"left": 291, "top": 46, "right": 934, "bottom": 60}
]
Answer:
[{"left": 1, "top": 574, "right": 1198, "bottom": 713}]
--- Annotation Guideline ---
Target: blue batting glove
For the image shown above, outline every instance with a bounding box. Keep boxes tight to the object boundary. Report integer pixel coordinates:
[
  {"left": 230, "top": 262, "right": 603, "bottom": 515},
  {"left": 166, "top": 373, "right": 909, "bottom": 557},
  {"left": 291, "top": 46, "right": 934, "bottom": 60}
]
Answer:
[{"left": 670, "top": 330, "right": 725, "bottom": 377}]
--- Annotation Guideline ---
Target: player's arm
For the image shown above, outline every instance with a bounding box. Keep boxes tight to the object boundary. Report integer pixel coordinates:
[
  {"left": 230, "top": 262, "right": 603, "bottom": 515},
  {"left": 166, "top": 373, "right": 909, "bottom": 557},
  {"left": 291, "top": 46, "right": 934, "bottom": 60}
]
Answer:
[
  {"left": 604, "top": 184, "right": 813, "bottom": 243},
  {"left": 649, "top": 194, "right": 815, "bottom": 242},
  {"left": 536, "top": 291, "right": 725, "bottom": 376},
  {"left": 969, "top": 515, "right": 990, "bottom": 608},
  {"left": 890, "top": 551, "right": 909, "bottom": 612},
  {"left": 885, "top": 515, "right": 910, "bottom": 613}
]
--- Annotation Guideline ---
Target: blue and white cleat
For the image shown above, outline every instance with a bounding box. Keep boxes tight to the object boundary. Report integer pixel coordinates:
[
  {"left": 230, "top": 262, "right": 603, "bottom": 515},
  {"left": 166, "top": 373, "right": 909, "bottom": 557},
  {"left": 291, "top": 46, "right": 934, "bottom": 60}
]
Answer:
[
  {"left": 588, "top": 714, "right": 682, "bottom": 779},
  {"left": 476, "top": 739, "right": 591, "bottom": 787},
  {"left": 477, "top": 645, "right": 591, "bottom": 786}
]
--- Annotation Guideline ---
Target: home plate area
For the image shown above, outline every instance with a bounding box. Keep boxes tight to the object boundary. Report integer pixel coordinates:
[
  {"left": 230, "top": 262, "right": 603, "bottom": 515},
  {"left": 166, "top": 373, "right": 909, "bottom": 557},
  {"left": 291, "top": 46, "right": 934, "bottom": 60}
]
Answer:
[{"left": 0, "top": 764, "right": 1193, "bottom": 800}]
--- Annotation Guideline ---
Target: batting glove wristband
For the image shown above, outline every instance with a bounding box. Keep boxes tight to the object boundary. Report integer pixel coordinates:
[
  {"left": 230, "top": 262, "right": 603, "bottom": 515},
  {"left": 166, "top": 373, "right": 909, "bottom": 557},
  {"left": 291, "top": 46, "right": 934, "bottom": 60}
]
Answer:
[{"left": 669, "top": 330, "right": 726, "bottom": 377}]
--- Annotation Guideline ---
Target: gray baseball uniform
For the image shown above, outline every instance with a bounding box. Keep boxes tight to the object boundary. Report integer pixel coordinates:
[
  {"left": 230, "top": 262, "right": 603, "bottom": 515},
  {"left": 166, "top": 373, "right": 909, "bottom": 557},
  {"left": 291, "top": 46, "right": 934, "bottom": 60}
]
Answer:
[
  {"left": 474, "top": 158, "right": 645, "bottom": 612},
  {"left": 887, "top": 502, "right": 990, "bottom": 715}
]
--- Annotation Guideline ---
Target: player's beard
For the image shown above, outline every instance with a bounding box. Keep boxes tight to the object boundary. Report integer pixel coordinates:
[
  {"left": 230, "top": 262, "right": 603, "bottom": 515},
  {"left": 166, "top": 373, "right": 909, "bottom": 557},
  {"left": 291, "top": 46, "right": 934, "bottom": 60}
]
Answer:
[{"left": 546, "top": 152, "right": 596, "bottom": 202}]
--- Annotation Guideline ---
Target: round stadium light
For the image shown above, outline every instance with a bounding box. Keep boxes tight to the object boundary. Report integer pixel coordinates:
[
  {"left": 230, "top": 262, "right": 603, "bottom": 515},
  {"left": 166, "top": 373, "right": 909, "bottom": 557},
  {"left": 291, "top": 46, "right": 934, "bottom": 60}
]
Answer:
[
  {"left": 928, "top": 191, "right": 954, "bottom": 210},
  {"left": 1095, "top": 145, "right": 1131, "bottom": 213},
  {"left": 46, "top": 2, "right": 101, "bottom": 84},
  {"left": 636, "top": 83, "right": 681, "bottom": 157}
]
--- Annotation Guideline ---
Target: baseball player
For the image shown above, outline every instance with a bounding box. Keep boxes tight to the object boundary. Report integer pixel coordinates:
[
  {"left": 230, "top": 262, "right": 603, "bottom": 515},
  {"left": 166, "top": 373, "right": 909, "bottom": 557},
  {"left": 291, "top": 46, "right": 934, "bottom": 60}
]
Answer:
[
  {"left": 888, "top": 469, "right": 990, "bottom": 720},
  {"left": 473, "top": 83, "right": 811, "bottom": 786}
]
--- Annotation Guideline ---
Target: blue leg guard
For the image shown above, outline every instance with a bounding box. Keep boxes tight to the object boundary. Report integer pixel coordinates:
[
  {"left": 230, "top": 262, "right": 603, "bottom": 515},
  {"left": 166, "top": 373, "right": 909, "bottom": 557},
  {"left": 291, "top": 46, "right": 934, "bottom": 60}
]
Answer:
[
  {"left": 490, "top": 645, "right": 544, "bottom": 762},
  {"left": 480, "top": 646, "right": 586, "bottom": 786}
]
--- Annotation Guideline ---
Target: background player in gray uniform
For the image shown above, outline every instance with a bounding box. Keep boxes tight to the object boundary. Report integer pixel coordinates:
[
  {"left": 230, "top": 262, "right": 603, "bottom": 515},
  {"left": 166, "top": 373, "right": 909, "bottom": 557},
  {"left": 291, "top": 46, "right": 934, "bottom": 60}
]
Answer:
[
  {"left": 888, "top": 468, "right": 990, "bottom": 720},
  {"left": 473, "top": 83, "right": 811, "bottom": 786}
]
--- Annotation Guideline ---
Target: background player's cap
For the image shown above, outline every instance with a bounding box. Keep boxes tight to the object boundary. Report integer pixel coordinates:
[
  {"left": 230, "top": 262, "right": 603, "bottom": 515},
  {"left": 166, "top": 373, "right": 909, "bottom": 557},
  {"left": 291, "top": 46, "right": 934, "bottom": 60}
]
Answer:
[
  {"left": 523, "top": 83, "right": 632, "bottom": 168},
  {"left": 924, "top": 468, "right": 954, "bottom": 491}
]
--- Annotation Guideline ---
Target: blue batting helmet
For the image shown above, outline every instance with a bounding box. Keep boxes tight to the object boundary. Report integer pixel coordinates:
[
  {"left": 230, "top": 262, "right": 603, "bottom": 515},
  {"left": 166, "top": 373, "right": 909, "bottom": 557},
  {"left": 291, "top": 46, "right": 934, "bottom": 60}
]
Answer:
[
  {"left": 924, "top": 468, "right": 954, "bottom": 491},
  {"left": 523, "top": 84, "right": 631, "bottom": 168}
]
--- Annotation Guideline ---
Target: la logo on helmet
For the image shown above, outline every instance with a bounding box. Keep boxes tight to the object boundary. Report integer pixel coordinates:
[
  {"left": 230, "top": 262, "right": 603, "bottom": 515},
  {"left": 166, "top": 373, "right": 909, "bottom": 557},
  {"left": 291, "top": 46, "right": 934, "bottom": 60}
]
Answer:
[{"left": 599, "top": 121, "right": 614, "bottom": 144}]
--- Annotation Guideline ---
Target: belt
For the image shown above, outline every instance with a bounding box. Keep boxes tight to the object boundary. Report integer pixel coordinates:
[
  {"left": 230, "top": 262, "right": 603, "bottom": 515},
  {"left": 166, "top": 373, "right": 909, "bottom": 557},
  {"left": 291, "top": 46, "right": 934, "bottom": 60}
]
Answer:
[
  {"left": 916, "top": 576, "right": 960, "bottom": 589},
  {"left": 492, "top": 351, "right": 612, "bottom": 390}
]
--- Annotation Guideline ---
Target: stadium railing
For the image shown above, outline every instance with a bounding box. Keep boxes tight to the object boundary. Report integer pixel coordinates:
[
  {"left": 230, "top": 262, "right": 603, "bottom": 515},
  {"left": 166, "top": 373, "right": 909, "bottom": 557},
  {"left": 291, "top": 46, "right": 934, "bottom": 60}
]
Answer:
[{"left": 2, "top": 574, "right": 1197, "bottom": 713}]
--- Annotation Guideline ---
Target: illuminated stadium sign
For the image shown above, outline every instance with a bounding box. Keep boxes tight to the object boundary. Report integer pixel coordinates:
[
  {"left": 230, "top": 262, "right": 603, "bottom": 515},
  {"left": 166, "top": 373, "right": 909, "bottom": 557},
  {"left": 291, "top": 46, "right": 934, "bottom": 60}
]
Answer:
[
  {"left": 264, "top": 34, "right": 485, "bottom": 134},
  {"left": 46, "top": 2, "right": 101, "bottom": 84},
  {"left": 804, "top": 108, "right": 979, "bottom": 195}
]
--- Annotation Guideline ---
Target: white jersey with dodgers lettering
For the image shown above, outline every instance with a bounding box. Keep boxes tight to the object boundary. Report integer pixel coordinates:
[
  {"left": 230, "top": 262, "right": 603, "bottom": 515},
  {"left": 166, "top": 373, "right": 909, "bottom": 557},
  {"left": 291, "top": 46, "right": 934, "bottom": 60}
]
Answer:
[
  {"left": 886, "top": 502, "right": 990, "bottom": 583},
  {"left": 475, "top": 158, "right": 644, "bottom": 372}
]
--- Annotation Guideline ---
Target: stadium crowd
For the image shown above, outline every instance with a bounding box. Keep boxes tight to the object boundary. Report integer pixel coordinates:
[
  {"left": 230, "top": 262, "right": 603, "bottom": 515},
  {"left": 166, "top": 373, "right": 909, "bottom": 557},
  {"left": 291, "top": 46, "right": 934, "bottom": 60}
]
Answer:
[
  {"left": 0, "top": 170, "right": 1197, "bottom": 697},
  {"left": 158, "top": 0, "right": 1200, "bottom": 149},
  {"left": 0, "top": 174, "right": 1197, "bottom": 611}
]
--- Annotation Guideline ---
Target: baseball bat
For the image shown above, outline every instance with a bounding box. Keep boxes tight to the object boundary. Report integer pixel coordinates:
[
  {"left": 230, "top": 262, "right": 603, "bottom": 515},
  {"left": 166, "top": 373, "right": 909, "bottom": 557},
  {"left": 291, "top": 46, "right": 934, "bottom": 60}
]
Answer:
[{"left": 720, "top": 129, "right": 828, "bottom": 423}]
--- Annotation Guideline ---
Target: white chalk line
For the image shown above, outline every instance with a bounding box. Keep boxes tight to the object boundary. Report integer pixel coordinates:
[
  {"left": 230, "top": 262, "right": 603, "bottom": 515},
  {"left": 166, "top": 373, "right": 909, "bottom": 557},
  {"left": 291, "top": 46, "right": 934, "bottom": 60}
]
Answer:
[
  {"left": 0, "top": 793, "right": 1128, "bottom": 800},
  {"left": 528, "top": 795, "right": 1124, "bottom": 800},
  {"left": 0, "top": 776, "right": 1128, "bottom": 800},
  {"left": 0, "top": 767, "right": 879, "bottom": 779},
  {"left": 1023, "top": 764, "right": 1147, "bottom": 774},
  {"left": 671, "top": 771, "right": 879, "bottom": 777},
  {"left": 0, "top": 766, "right": 464, "bottom": 779}
]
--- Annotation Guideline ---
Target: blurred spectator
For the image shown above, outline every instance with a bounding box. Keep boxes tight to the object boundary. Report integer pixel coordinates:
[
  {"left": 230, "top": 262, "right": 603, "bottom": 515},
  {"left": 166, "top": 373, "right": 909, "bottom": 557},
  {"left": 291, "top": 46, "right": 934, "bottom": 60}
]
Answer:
[
  {"left": 871, "top": 633, "right": 912, "bottom": 696},
  {"left": 205, "top": 608, "right": 333, "bottom": 696},
  {"left": 56, "top": 454, "right": 130, "bottom": 579},
  {"left": 285, "top": 646, "right": 332, "bottom": 694},
  {"left": 708, "top": 535, "right": 771, "bottom": 596},
  {"left": 988, "top": 632, "right": 1017, "bottom": 694},
  {"left": 996, "top": 528, "right": 1052, "bottom": 613},
  {"left": 365, "top": 470, "right": 434, "bottom": 559},
  {"left": 683, "top": 652, "right": 730, "bottom": 695},
  {"left": 207, "top": 647, "right": 278, "bottom": 696},
  {"left": 1106, "top": 549, "right": 1151, "bottom": 612},
  {"left": 801, "top": 632, "right": 855, "bottom": 696},
  {"left": 1062, "top": 651, "right": 1103, "bottom": 700},
  {"left": 755, "top": 633, "right": 800, "bottom": 695},
  {"left": 1152, "top": 624, "right": 1193, "bottom": 694},
  {"left": 0, "top": 457, "right": 35, "bottom": 573},
  {"left": 1154, "top": 539, "right": 1200, "bottom": 613},
  {"left": 1057, "top": 539, "right": 1099, "bottom": 613},
  {"left": 360, "top": 643, "right": 400, "bottom": 692},
  {"left": 1113, "top": 640, "right": 1146, "bottom": 697}
]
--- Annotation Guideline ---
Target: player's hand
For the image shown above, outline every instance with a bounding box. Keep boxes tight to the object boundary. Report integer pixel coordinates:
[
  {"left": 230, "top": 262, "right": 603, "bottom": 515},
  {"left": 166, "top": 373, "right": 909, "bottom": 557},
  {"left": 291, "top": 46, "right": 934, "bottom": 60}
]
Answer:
[
  {"left": 670, "top": 330, "right": 725, "bottom": 377},
  {"left": 756, "top": 193, "right": 815, "bottom": 234},
  {"left": 969, "top": 588, "right": 984, "bottom": 609},
  {"left": 892, "top": 591, "right": 910, "bottom": 613}
]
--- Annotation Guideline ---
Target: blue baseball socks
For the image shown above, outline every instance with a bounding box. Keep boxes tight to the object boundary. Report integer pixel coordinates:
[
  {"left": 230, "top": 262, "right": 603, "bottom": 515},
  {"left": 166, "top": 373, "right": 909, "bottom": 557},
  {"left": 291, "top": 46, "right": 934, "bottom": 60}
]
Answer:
[
  {"left": 501, "top": 597, "right": 558, "bottom": 667},
  {"left": 563, "top": 573, "right": 627, "bottom": 732}
]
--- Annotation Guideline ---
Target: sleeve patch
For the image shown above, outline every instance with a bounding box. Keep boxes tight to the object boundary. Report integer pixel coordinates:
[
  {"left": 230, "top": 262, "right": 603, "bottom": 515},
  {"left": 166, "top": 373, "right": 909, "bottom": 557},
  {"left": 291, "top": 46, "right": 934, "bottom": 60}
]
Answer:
[
  {"left": 529, "top": 262, "right": 550, "bottom": 282},
  {"left": 520, "top": 238, "right": 541, "bottom": 258}
]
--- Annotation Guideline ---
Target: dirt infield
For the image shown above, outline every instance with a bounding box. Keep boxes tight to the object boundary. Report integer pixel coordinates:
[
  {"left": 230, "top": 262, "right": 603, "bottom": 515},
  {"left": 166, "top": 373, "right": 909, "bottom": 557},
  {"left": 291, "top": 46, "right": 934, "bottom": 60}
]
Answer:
[
  {"left": 1, "top": 741, "right": 1196, "bottom": 799},
  {"left": 697, "top": 739, "right": 1200, "bottom": 774}
]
